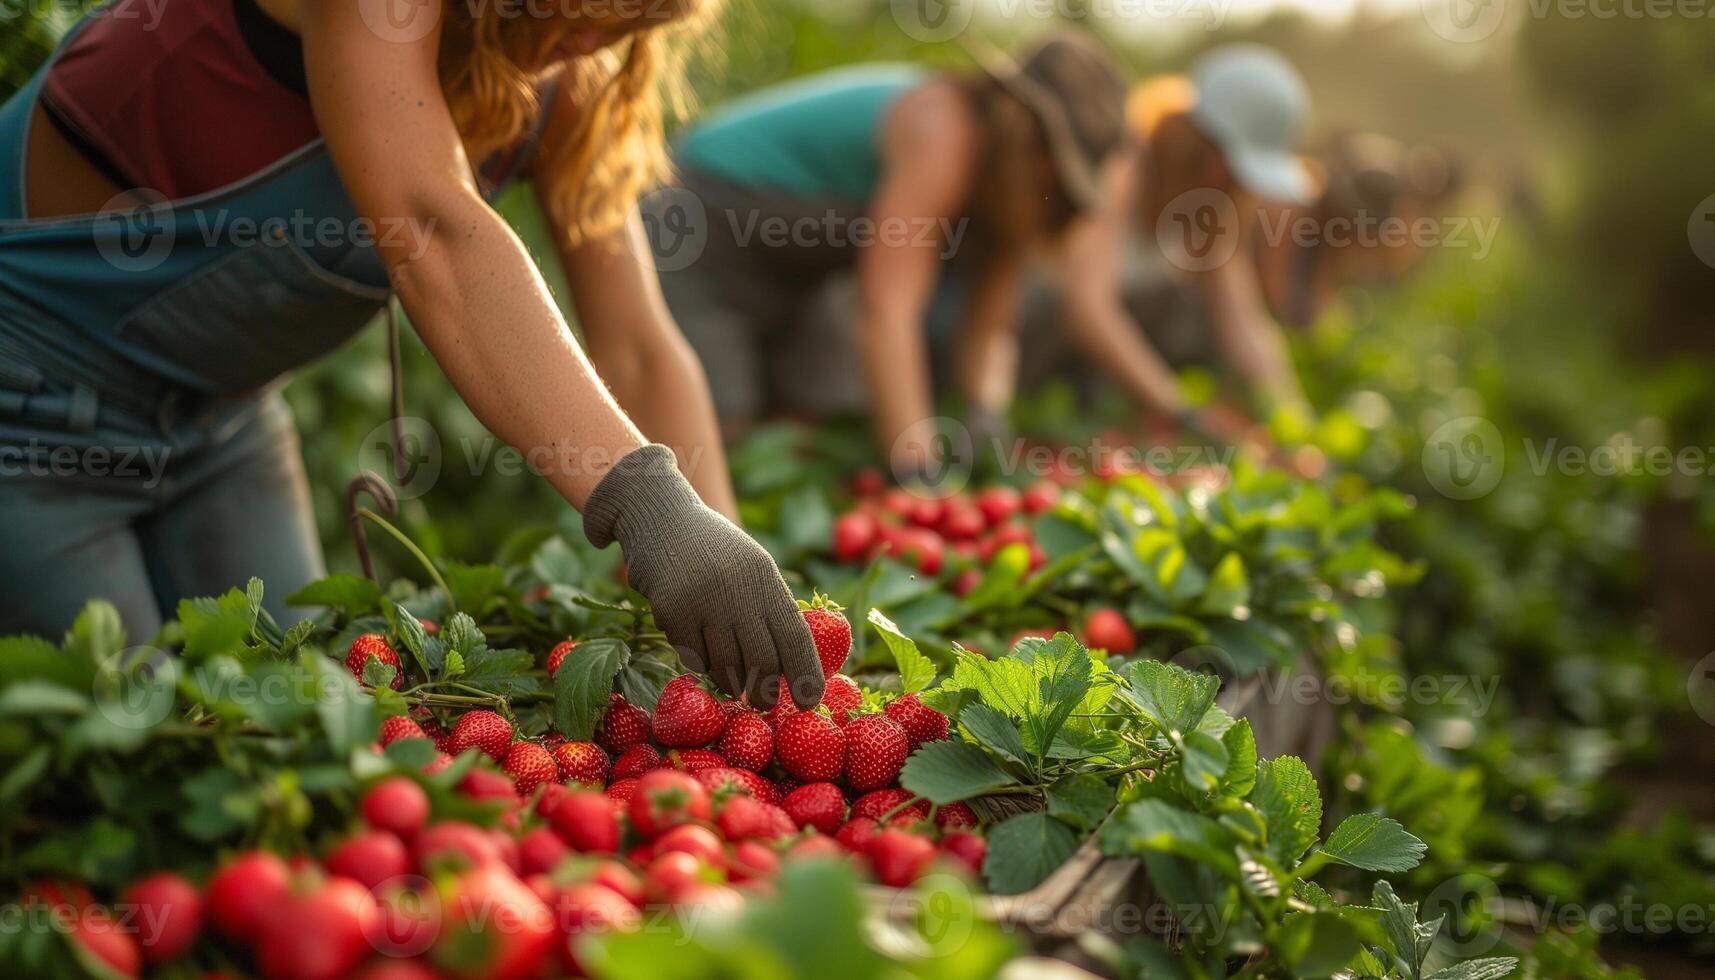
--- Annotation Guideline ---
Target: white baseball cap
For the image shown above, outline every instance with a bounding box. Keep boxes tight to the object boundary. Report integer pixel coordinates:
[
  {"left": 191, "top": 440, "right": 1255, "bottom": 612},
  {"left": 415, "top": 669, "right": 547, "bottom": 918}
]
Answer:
[{"left": 1188, "top": 45, "right": 1314, "bottom": 205}]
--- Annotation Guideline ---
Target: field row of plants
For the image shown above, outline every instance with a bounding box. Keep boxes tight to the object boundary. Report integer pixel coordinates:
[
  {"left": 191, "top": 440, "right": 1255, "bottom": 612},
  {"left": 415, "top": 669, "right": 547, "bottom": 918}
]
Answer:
[{"left": 0, "top": 451, "right": 1535, "bottom": 978}]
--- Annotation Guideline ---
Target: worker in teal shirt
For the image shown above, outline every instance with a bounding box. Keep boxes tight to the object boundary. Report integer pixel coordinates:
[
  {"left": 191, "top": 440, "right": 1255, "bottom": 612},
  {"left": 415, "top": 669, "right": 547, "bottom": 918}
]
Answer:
[{"left": 643, "top": 33, "right": 1130, "bottom": 483}]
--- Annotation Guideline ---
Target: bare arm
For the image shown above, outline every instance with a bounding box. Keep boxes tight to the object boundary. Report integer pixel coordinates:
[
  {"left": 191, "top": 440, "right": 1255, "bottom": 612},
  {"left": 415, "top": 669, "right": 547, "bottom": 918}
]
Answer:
[
  {"left": 857, "top": 83, "right": 980, "bottom": 474},
  {"left": 1060, "top": 150, "right": 1191, "bottom": 415},
  {"left": 302, "top": 3, "right": 643, "bottom": 505}
]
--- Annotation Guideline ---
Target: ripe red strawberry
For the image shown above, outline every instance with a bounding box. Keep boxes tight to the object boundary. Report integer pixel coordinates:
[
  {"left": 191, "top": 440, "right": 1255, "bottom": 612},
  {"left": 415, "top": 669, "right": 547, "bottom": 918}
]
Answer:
[
  {"left": 518, "top": 826, "right": 570, "bottom": 876},
  {"left": 612, "top": 744, "right": 665, "bottom": 781},
  {"left": 1082, "top": 607, "right": 1136, "bottom": 654},
  {"left": 775, "top": 712, "right": 846, "bottom": 782},
  {"left": 834, "top": 817, "right": 879, "bottom": 852},
  {"left": 379, "top": 715, "right": 427, "bottom": 746},
  {"left": 546, "top": 638, "right": 579, "bottom": 678},
  {"left": 629, "top": 770, "right": 711, "bottom": 839},
  {"left": 1021, "top": 480, "right": 1060, "bottom": 514},
  {"left": 553, "top": 741, "right": 609, "bottom": 785},
  {"left": 851, "top": 788, "right": 929, "bottom": 823},
  {"left": 941, "top": 831, "right": 987, "bottom": 876},
  {"left": 325, "top": 828, "right": 411, "bottom": 891},
  {"left": 821, "top": 674, "right": 863, "bottom": 725},
  {"left": 668, "top": 748, "right": 727, "bottom": 772},
  {"left": 257, "top": 878, "right": 378, "bottom": 980},
  {"left": 361, "top": 777, "right": 430, "bottom": 837},
  {"left": 765, "top": 677, "right": 799, "bottom": 728},
  {"left": 459, "top": 767, "right": 518, "bottom": 802},
  {"left": 714, "top": 794, "right": 776, "bottom": 841},
  {"left": 800, "top": 598, "right": 852, "bottom": 677},
  {"left": 934, "top": 801, "right": 979, "bottom": 830},
  {"left": 604, "top": 778, "right": 640, "bottom": 804},
  {"left": 503, "top": 742, "right": 558, "bottom": 794},
  {"left": 883, "top": 693, "right": 950, "bottom": 751},
  {"left": 652, "top": 675, "right": 726, "bottom": 748},
  {"left": 449, "top": 710, "right": 513, "bottom": 762},
  {"left": 596, "top": 694, "right": 651, "bottom": 753},
  {"left": 421, "top": 720, "right": 454, "bottom": 754},
  {"left": 842, "top": 714, "right": 909, "bottom": 791},
  {"left": 694, "top": 766, "right": 781, "bottom": 806},
  {"left": 716, "top": 710, "right": 774, "bottom": 771},
  {"left": 550, "top": 791, "right": 620, "bottom": 854},
  {"left": 346, "top": 634, "right": 403, "bottom": 689},
  {"left": 206, "top": 851, "right": 293, "bottom": 941},
  {"left": 783, "top": 782, "right": 847, "bottom": 835},
  {"left": 975, "top": 486, "right": 1022, "bottom": 527},
  {"left": 120, "top": 872, "right": 202, "bottom": 964},
  {"left": 831, "top": 511, "right": 880, "bottom": 563},
  {"left": 870, "top": 828, "right": 937, "bottom": 887}
]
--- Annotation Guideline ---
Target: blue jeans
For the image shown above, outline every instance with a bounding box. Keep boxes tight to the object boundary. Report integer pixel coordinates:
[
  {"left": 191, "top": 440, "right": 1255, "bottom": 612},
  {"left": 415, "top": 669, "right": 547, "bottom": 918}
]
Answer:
[{"left": 0, "top": 387, "right": 324, "bottom": 640}]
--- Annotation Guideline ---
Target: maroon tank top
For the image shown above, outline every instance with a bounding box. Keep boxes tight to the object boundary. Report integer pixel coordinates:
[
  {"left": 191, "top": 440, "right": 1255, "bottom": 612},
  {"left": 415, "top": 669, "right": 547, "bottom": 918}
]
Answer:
[{"left": 40, "top": 0, "right": 544, "bottom": 200}]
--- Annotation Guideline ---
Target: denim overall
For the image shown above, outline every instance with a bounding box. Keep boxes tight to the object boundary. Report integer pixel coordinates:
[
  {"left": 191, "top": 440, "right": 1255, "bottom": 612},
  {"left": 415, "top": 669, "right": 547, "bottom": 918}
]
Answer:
[{"left": 0, "top": 17, "right": 535, "bottom": 639}]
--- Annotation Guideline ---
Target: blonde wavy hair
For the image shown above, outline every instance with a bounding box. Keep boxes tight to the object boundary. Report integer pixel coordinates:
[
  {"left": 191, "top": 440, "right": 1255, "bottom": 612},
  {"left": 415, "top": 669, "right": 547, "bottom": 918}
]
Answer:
[{"left": 438, "top": 0, "right": 716, "bottom": 244}]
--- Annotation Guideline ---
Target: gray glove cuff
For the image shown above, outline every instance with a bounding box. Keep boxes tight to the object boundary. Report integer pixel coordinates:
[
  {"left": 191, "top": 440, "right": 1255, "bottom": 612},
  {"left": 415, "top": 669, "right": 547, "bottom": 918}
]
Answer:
[{"left": 583, "top": 445, "right": 698, "bottom": 551}]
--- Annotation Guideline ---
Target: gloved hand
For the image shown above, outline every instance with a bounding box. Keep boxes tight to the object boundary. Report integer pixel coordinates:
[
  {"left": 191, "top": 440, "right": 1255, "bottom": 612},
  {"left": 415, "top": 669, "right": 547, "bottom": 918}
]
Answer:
[{"left": 583, "top": 445, "right": 823, "bottom": 709}]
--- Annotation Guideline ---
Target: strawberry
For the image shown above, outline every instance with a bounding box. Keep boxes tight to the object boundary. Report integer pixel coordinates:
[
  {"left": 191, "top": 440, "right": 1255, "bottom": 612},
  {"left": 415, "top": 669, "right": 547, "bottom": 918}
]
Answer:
[
  {"left": 975, "top": 486, "right": 1022, "bottom": 527},
  {"left": 628, "top": 770, "right": 711, "bottom": 839},
  {"left": 799, "top": 597, "right": 852, "bottom": 677},
  {"left": 1021, "top": 480, "right": 1060, "bottom": 514},
  {"left": 695, "top": 766, "right": 782, "bottom": 806},
  {"left": 432, "top": 865, "right": 555, "bottom": 980},
  {"left": 774, "top": 711, "right": 846, "bottom": 782},
  {"left": 414, "top": 821, "right": 504, "bottom": 869},
  {"left": 726, "top": 840, "right": 781, "bottom": 882},
  {"left": 716, "top": 796, "right": 794, "bottom": 842},
  {"left": 850, "top": 467, "right": 885, "bottom": 496},
  {"left": 717, "top": 710, "right": 774, "bottom": 771},
  {"left": 552, "top": 741, "right": 609, "bottom": 785},
  {"left": 422, "top": 720, "right": 454, "bottom": 754},
  {"left": 604, "top": 778, "right": 640, "bottom": 804},
  {"left": 652, "top": 675, "right": 726, "bottom": 747},
  {"left": 612, "top": 744, "right": 665, "bottom": 780},
  {"left": 257, "top": 878, "right": 378, "bottom": 980},
  {"left": 120, "top": 872, "right": 202, "bottom": 964},
  {"left": 503, "top": 742, "right": 558, "bottom": 795},
  {"left": 324, "top": 829, "right": 410, "bottom": 891},
  {"left": 831, "top": 511, "right": 880, "bottom": 563},
  {"left": 851, "top": 788, "right": 929, "bottom": 823},
  {"left": 934, "top": 801, "right": 979, "bottom": 830},
  {"left": 346, "top": 634, "right": 403, "bottom": 689},
  {"left": 820, "top": 673, "right": 863, "bottom": 725},
  {"left": 869, "top": 829, "right": 937, "bottom": 887},
  {"left": 549, "top": 791, "right": 620, "bottom": 853},
  {"left": 546, "top": 638, "right": 579, "bottom": 678},
  {"left": 518, "top": 827, "right": 571, "bottom": 877},
  {"left": 459, "top": 767, "right": 519, "bottom": 802},
  {"left": 596, "top": 694, "right": 651, "bottom": 753},
  {"left": 652, "top": 824, "right": 725, "bottom": 864},
  {"left": 449, "top": 709, "right": 513, "bottom": 762},
  {"left": 940, "top": 831, "right": 987, "bottom": 876},
  {"left": 789, "top": 834, "right": 847, "bottom": 861},
  {"left": 765, "top": 677, "right": 799, "bottom": 728},
  {"left": 951, "top": 567, "right": 983, "bottom": 598},
  {"left": 1082, "top": 607, "right": 1136, "bottom": 654},
  {"left": 834, "top": 817, "right": 879, "bottom": 852},
  {"left": 783, "top": 782, "right": 847, "bottom": 835},
  {"left": 206, "top": 852, "right": 293, "bottom": 941},
  {"left": 379, "top": 715, "right": 428, "bottom": 746},
  {"left": 883, "top": 693, "right": 950, "bottom": 751},
  {"left": 841, "top": 714, "right": 909, "bottom": 791},
  {"left": 668, "top": 748, "right": 727, "bottom": 772},
  {"left": 361, "top": 777, "right": 430, "bottom": 837}
]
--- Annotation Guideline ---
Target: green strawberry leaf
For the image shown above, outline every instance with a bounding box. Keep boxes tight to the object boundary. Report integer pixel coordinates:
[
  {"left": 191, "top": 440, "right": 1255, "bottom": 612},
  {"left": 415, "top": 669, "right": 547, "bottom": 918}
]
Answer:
[
  {"left": 1319, "top": 812, "right": 1428, "bottom": 873},
  {"left": 1126, "top": 659, "right": 1220, "bottom": 736},
  {"left": 1219, "top": 718, "right": 1258, "bottom": 799},
  {"left": 983, "top": 812, "right": 1080, "bottom": 895},
  {"left": 1278, "top": 911, "right": 1366, "bottom": 979},
  {"left": 1252, "top": 756, "right": 1322, "bottom": 865},
  {"left": 959, "top": 703, "right": 1029, "bottom": 766},
  {"left": 866, "top": 608, "right": 936, "bottom": 694},
  {"left": 1196, "top": 552, "right": 1251, "bottom": 617},
  {"left": 899, "top": 739, "right": 1017, "bottom": 804},
  {"left": 1045, "top": 773, "right": 1115, "bottom": 832},
  {"left": 1179, "top": 730, "right": 1231, "bottom": 794},
  {"left": 1100, "top": 798, "right": 1239, "bottom": 876},
  {"left": 553, "top": 637, "right": 631, "bottom": 741},
  {"left": 1424, "top": 959, "right": 1521, "bottom": 980}
]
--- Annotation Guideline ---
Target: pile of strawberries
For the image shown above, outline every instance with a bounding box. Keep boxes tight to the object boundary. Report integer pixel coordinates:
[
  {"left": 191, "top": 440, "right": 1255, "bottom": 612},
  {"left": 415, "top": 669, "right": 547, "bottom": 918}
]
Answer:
[
  {"left": 830, "top": 474, "right": 1063, "bottom": 579},
  {"left": 21, "top": 605, "right": 987, "bottom": 980}
]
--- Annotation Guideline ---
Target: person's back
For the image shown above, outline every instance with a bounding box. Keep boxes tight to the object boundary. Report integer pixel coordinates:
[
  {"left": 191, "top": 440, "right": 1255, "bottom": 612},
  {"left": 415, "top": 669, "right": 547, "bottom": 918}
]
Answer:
[{"left": 675, "top": 64, "right": 925, "bottom": 204}]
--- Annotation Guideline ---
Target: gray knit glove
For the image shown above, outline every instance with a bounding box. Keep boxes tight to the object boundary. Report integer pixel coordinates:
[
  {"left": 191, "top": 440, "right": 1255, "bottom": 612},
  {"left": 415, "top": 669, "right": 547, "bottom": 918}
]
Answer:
[{"left": 584, "top": 445, "right": 823, "bottom": 709}]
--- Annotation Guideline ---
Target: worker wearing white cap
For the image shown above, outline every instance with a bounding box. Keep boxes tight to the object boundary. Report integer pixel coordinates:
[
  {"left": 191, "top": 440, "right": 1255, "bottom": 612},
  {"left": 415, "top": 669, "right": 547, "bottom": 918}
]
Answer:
[{"left": 1048, "top": 44, "right": 1318, "bottom": 442}]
